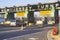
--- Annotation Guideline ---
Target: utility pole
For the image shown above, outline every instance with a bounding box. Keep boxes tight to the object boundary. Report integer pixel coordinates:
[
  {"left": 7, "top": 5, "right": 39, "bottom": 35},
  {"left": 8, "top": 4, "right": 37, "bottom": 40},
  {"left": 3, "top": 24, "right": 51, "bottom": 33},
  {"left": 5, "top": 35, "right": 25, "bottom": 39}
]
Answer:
[
  {"left": 58, "top": 0, "right": 60, "bottom": 34},
  {"left": 55, "top": 1, "right": 60, "bottom": 34}
]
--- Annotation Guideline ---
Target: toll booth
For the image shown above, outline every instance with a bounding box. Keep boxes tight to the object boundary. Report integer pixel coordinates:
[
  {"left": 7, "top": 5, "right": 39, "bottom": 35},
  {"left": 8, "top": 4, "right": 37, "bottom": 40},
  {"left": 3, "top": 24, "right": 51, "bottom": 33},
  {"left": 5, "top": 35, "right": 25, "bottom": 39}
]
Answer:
[
  {"left": 6, "top": 12, "right": 16, "bottom": 26},
  {"left": 27, "top": 9, "right": 55, "bottom": 26},
  {"left": 34, "top": 10, "right": 55, "bottom": 26},
  {"left": 15, "top": 11, "right": 28, "bottom": 26}
]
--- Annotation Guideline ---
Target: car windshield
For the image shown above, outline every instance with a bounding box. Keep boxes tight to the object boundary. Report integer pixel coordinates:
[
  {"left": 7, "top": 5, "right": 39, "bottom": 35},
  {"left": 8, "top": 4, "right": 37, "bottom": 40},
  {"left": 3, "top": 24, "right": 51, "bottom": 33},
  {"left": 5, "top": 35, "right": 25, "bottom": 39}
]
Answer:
[{"left": 0, "top": 18, "right": 5, "bottom": 22}]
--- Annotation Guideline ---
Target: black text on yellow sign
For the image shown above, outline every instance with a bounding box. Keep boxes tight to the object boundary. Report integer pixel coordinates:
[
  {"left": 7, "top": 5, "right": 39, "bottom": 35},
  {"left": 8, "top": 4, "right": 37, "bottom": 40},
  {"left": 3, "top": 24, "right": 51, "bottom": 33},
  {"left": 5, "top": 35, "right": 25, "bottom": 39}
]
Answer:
[
  {"left": 40, "top": 10, "right": 51, "bottom": 16},
  {"left": 16, "top": 12, "right": 25, "bottom": 16}
]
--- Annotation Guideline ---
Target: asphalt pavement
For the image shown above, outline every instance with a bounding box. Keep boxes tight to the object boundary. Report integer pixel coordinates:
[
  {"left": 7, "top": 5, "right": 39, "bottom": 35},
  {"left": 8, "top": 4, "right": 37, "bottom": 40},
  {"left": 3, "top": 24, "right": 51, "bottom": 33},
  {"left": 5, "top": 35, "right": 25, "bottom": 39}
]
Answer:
[{"left": 0, "top": 25, "right": 54, "bottom": 40}]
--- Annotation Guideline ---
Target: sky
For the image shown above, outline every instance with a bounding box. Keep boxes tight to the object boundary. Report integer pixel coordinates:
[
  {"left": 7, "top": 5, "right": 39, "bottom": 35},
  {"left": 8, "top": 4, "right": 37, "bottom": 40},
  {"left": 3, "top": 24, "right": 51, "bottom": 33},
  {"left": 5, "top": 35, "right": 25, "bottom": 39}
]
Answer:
[{"left": 0, "top": 0, "right": 57, "bottom": 8}]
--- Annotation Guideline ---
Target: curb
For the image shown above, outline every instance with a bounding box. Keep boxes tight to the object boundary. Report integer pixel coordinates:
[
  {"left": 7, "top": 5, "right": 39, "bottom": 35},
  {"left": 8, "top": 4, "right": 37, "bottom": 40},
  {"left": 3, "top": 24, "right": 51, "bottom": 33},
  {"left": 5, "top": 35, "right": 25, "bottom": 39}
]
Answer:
[
  {"left": 47, "top": 30, "right": 60, "bottom": 40},
  {"left": 47, "top": 30, "right": 54, "bottom": 40}
]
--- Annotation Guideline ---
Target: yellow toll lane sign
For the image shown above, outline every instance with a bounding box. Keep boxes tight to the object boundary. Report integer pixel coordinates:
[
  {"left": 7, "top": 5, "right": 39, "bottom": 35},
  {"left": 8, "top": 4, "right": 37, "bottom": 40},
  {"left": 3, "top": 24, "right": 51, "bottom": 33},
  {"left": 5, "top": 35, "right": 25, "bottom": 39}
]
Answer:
[
  {"left": 40, "top": 10, "right": 51, "bottom": 16},
  {"left": 16, "top": 12, "right": 25, "bottom": 16}
]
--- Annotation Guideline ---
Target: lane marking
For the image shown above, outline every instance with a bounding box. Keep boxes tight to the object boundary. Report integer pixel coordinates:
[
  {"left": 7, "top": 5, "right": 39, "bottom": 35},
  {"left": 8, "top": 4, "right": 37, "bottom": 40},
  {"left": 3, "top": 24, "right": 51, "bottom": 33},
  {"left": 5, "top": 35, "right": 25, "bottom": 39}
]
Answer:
[{"left": 0, "top": 29, "right": 21, "bottom": 34}]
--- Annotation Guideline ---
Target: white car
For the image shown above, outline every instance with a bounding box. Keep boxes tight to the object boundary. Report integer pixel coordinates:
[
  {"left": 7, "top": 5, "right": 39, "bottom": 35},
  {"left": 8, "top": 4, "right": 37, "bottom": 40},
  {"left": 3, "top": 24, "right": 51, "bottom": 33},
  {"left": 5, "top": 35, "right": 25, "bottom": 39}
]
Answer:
[
  {"left": 0, "top": 22, "right": 4, "bottom": 24},
  {"left": 10, "top": 22, "right": 16, "bottom": 26},
  {"left": 0, "top": 18, "right": 5, "bottom": 25},
  {"left": 10, "top": 20, "right": 16, "bottom": 26},
  {"left": 4, "top": 21, "right": 11, "bottom": 24},
  {"left": 4, "top": 20, "right": 16, "bottom": 26}
]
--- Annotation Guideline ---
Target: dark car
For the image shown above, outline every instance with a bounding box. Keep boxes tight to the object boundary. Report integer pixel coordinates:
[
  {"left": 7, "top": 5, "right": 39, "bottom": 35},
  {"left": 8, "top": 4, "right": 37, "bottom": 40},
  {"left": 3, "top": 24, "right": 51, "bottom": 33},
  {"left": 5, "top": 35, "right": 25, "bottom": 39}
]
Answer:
[{"left": 16, "top": 20, "right": 27, "bottom": 27}]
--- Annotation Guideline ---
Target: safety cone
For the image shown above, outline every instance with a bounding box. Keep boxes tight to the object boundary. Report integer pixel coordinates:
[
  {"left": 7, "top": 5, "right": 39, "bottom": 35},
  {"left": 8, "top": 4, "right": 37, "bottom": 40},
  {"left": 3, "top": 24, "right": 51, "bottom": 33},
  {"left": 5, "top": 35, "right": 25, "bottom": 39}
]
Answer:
[{"left": 52, "top": 27, "right": 57, "bottom": 35}]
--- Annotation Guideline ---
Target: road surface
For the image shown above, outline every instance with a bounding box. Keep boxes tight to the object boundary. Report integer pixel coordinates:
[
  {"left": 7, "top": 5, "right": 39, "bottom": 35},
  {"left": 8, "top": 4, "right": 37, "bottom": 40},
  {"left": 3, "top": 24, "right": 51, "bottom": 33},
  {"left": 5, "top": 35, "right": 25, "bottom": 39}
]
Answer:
[{"left": 0, "top": 26, "right": 53, "bottom": 40}]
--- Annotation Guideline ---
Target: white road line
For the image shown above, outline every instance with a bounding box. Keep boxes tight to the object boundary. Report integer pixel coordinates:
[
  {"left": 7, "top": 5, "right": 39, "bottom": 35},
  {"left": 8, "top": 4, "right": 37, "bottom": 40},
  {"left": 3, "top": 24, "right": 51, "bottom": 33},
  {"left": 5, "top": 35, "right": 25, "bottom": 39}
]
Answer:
[
  {"left": 0, "top": 29, "right": 21, "bottom": 34},
  {"left": 47, "top": 30, "right": 54, "bottom": 40},
  {"left": 0, "top": 27, "right": 26, "bottom": 34}
]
